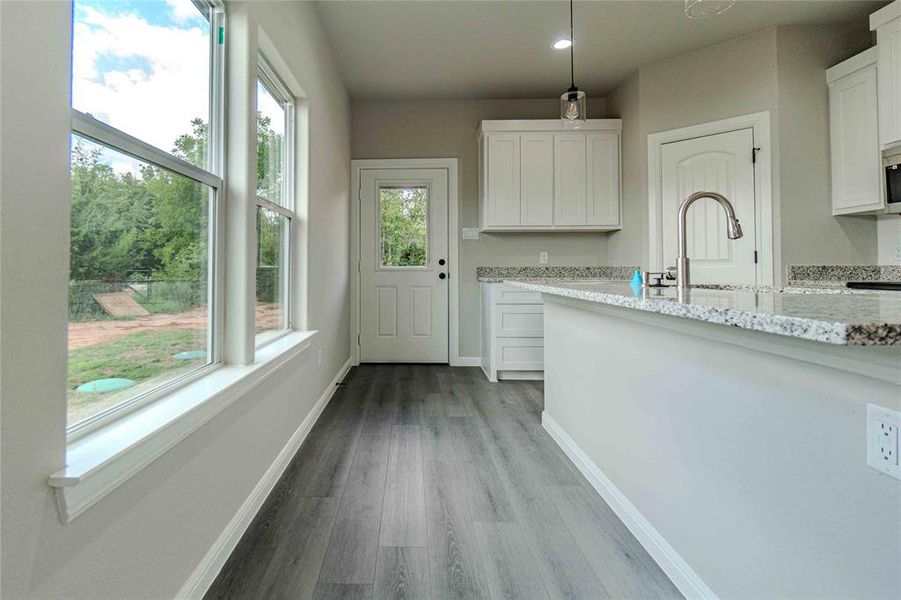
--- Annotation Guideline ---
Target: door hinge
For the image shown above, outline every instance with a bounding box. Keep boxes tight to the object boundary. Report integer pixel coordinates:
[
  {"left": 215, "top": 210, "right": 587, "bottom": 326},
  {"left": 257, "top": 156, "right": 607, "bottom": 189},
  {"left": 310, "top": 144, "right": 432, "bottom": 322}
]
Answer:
[
  {"left": 754, "top": 250, "right": 758, "bottom": 264},
  {"left": 357, "top": 260, "right": 361, "bottom": 273},
  {"left": 752, "top": 147, "right": 761, "bottom": 164},
  {"left": 357, "top": 333, "right": 361, "bottom": 346}
]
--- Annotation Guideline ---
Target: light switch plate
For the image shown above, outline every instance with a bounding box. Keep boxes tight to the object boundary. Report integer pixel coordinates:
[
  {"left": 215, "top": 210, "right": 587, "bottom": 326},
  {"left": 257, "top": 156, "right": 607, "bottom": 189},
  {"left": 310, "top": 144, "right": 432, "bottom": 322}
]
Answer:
[
  {"left": 462, "top": 227, "right": 480, "bottom": 240},
  {"left": 539, "top": 251, "right": 548, "bottom": 264},
  {"left": 867, "top": 403, "right": 901, "bottom": 480}
]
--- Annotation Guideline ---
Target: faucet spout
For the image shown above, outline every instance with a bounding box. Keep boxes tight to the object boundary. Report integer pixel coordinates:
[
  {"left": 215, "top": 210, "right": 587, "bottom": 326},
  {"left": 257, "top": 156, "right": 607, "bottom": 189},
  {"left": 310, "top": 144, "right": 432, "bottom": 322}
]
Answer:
[{"left": 675, "top": 191, "right": 743, "bottom": 289}]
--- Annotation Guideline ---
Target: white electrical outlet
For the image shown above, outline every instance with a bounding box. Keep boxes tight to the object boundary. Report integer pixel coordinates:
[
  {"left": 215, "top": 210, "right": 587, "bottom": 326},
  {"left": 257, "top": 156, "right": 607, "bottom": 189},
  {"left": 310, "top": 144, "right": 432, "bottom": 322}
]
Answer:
[
  {"left": 867, "top": 403, "right": 901, "bottom": 480},
  {"left": 539, "top": 251, "right": 548, "bottom": 264}
]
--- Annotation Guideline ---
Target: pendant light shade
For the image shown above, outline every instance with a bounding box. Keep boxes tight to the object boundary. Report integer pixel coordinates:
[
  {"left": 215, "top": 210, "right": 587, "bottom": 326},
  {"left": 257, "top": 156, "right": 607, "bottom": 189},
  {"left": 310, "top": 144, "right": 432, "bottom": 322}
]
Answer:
[
  {"left": 561, "top": 87, "right": 586, "bottom": 127},
  {"left": 560, "top": 0, "right": 586, "bottom": 127}
]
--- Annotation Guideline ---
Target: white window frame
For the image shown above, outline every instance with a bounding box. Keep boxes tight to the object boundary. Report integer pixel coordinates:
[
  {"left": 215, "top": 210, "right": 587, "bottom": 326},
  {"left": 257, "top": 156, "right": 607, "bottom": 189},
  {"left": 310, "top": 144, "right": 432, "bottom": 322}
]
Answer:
[
  {"left": 254, "top": 53, "right": 296, "bottom": 348},
  {"left": 66, "top": 0, "right": 227, "bottom": 441}
]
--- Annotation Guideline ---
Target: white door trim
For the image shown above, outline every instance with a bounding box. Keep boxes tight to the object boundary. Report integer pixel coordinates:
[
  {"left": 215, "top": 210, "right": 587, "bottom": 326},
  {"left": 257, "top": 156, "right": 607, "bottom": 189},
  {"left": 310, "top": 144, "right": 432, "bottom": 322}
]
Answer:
[
  {"left": 647, "top": 111, "right": 777, "bottom": 286},
  {"left": 350, "top": 158, "right": 460, "bottom": 366}
]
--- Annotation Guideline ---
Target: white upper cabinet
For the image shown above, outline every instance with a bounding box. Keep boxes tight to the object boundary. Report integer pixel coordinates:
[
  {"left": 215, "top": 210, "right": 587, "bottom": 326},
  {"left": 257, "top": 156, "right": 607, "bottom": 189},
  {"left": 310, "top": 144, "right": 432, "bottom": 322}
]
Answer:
[
  {"left": 827, "top": 48, "right": 884, "bottom": 215},
  {"left": 554, "top": 132, "right": 588, "bottom": 225},
  {"left": 484, "top": 133, "right": 521, "bottom": 226},
  {"left": 479, "top": 119, "right": 622, "bottom": 231},
  {"left": 586, "top": 132, "right": 621, "bottom": 226},
  {"left": 519, "top": 133, "right": 554, "bottom": 226},
  {"left": 872, "top": 1, "right": 901, "bottom": 148}
]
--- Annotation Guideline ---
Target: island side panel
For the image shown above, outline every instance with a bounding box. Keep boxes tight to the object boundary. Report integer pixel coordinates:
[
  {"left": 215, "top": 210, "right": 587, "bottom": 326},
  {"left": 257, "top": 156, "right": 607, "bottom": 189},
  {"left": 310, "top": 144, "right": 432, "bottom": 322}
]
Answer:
[{"left": 541, "top": 296, "right": 901, "bottom": 600}]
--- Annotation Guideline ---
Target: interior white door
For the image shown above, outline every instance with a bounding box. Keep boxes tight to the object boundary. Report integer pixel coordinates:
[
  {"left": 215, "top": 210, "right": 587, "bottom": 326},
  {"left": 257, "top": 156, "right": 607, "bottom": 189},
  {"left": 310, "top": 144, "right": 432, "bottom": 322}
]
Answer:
[
  {"left": 661, "top": 128, "right": 757, "bottom": 285},
  {"left": 360, "top": 168, "right": 449, "bottom": 362}
]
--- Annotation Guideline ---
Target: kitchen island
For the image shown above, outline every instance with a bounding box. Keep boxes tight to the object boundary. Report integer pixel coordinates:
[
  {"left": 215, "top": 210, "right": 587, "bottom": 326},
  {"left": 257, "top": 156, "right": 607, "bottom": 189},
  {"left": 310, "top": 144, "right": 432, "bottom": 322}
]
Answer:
[{"left": 506, "top": 279, "right": 901, "bottom": 599}]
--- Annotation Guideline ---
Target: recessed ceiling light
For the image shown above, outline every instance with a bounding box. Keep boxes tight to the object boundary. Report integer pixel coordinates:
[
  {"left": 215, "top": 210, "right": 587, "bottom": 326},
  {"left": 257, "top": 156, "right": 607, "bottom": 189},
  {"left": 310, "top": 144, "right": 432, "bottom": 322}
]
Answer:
[{"left": 552, "top": 38, "right": 572, "bottom": 50}]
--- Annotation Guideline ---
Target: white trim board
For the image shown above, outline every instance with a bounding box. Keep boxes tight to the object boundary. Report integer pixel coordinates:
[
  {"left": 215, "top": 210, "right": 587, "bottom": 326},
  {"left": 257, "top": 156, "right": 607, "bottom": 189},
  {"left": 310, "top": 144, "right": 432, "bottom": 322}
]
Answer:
[
  {"left": 647, "top": 111, "right": 777, "bottom": 286},
  {"left": 350, "top": 158, "right": 463, "bottom": 366},
  {"left": 176, "top": 357, "right": 353, "bottom": 600},
  {"left": 541, "top": 411, "right": 718, "bottom": 600}
]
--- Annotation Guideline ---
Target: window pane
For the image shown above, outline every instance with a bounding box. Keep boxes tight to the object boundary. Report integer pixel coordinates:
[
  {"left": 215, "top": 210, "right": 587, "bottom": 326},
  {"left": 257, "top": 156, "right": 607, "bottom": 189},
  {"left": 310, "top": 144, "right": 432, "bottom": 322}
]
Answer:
[
  {"left": 379, "top": 186, "right": 429, "bottom": 268},
  {"left": 256, "top": 207, "right": 289, "bottom": 343},
  {"left": 71, "top": 0, "right": 212, "bottom": 169},
  {"left": 256, "top": 80, "right": 287, "bottom": 206},
  {"left": 68, "top": 134, "right": 212, "bottom": 427}
]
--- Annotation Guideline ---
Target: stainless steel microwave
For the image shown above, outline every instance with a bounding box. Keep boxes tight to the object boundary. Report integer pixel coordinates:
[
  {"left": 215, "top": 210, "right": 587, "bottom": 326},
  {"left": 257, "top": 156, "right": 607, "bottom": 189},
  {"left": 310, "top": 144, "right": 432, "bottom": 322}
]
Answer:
[{"left": 886, "top": 144, "right": 901, "bottom": 213}]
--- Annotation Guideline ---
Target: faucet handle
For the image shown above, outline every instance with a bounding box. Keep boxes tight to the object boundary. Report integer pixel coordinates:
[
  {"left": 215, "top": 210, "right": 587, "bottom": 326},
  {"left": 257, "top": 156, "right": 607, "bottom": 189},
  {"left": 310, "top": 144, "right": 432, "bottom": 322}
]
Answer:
[
  {"left": 665, "top": 266, "right": 678, "bottom": 280},
  {"left": 643, "top": 271, "right": 667, "bottom": 287}
]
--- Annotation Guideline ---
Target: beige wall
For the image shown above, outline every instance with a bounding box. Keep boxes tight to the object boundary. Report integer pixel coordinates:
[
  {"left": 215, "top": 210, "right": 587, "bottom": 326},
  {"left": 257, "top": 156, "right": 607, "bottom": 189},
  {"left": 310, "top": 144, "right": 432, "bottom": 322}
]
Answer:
[
  {"left": 606, "top": 24, "right": 875, "bottom": 282},
  {"left": 776, "top": 25, "right": 877, "bottom": 269},
  {"left": 0, "top": 1, "right": 352, "bottom": 598},
  {"left": 605, "top": 72, "right": 645, "bottom": 267},
  {"left": 352, "top": 98, "right": 610, "bottom": 358}
]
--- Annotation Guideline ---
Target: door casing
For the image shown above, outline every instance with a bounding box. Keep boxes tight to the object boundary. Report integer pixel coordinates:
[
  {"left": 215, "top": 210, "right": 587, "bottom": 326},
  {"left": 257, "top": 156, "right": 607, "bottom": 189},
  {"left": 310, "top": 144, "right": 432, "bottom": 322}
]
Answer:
[
  {"left": 648, "top": 111, "right": 776, "bottom": 286},
  {"left": 350, "top": 158, "right": 463, "bottom": 366}
]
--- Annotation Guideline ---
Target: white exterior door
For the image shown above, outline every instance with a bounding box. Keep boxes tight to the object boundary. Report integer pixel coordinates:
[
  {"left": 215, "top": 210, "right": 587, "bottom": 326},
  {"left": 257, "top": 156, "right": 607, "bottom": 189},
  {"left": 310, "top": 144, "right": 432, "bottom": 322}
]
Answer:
[
  {"left": 661, "top": 128, "right": 758, "bottom": 285},
  {"left": 360, "top": 168, "right": 449, "bottom": 362}
]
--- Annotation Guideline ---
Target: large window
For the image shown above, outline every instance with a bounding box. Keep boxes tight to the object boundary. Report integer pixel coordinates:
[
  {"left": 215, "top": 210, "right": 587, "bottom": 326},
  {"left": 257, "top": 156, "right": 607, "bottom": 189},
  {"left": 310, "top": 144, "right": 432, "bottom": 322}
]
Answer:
[
  {"left": 255, "top": 56, "right": 295, "bottom": 345},
  {"left": 68, "top": 0, "right": 224, "bottom": 432}
]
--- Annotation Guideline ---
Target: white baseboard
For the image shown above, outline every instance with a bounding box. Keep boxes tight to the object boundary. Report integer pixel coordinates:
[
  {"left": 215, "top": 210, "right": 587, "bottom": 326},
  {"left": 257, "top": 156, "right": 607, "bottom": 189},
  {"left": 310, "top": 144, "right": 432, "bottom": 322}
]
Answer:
[
  {"left": 497, "top": 370, "right": 544, "bottom": 381},
  {"left": 541, "top": 411, "right": 718, "bottom": 600},
  {"left": 176, "top": 357, "right": 353, "bottom": 600},
  {"left": 451, "top": 355, "right": 481, "bottom": 367}
]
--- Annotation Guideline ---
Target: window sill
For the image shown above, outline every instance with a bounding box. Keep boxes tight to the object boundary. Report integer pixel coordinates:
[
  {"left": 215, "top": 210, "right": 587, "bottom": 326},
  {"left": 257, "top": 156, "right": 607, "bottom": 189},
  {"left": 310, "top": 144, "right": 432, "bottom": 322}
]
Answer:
[{"left": 48, "top": 330, "right": 318, "bottom": 524}]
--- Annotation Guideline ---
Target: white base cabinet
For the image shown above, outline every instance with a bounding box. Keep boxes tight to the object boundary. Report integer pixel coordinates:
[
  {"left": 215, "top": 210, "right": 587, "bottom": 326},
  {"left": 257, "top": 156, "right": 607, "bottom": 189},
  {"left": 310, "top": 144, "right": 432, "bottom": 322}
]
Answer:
[
  {"left": 480, "top": 282, "right": 544, "bottom": 382},
  {"left": 479, "top": 120, "right": 622, "bottom": 232}
]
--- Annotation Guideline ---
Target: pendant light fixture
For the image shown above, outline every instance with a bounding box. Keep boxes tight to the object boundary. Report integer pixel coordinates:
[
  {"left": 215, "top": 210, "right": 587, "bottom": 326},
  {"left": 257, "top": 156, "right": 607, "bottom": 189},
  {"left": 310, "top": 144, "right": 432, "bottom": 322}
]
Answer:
[
  {"left": 560, "top": 0, "right": 586, "bottom": 128},
  {"left": 684, "top": 0, "right": 736, "bottom": 19}
]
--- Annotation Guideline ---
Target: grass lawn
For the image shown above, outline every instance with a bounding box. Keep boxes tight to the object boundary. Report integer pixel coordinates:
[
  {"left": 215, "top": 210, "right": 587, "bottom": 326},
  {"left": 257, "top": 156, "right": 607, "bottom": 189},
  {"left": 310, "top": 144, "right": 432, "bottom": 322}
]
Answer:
[{"left": 68, "top": 328, "right": 205, "bottom": 391}]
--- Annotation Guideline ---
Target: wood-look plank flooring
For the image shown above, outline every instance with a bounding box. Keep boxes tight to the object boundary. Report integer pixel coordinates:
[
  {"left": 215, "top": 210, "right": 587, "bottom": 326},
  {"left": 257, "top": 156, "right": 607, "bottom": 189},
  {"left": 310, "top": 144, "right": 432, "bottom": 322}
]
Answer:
[{"left": 205, "top": 365, "right": 682, "bottom": 600}]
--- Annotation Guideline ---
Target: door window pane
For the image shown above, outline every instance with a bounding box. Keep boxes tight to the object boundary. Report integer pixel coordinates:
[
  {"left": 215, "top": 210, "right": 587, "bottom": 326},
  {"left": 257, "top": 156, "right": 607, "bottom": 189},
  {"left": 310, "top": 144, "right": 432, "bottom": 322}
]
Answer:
[
  {"left": 68, "top": 134, "right": 212, "bottom": 427},
  {"left": 71, "top": 0, "right": 212, "bottom": 169},
  {"left": 256, "top": 80, "right": 287, "bottom": 206},
  {"left": 256, "top": 207, "right": 289, "bottom": 343},
  {"left": 379, "top": 186, "right": 429, "bottom": 268}
]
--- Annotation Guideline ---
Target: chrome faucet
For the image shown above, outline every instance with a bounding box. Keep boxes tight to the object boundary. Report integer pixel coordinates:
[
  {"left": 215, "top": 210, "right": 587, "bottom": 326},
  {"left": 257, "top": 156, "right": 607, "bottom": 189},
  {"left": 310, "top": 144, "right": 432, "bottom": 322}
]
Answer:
[{"left": 670, "top": 191, "right": 743, "bottom": 289}]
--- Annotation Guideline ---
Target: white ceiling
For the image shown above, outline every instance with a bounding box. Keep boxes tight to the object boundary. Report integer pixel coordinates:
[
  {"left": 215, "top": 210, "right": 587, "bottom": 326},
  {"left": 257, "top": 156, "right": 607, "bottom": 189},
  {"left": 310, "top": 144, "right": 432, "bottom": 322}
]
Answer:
[{"left": 313, "top": 0, "right": 886, "bottom": 100}]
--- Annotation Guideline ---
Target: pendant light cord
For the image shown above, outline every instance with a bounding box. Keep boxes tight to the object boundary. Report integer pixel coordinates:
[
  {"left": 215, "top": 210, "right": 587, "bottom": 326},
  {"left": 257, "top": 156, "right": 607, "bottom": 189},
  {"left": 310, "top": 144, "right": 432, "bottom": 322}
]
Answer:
[{"left": 569, "top": 0, "right": 575, "bottom": 89}]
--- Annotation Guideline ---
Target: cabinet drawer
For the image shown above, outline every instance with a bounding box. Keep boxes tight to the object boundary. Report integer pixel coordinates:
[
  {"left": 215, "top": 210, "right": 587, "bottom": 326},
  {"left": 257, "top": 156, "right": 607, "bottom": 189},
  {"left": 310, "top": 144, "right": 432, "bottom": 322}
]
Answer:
[
  {"left": 496, "top": 338, "right": 544, "bottom": 371},
  {"left": 495, "top": 304, "right": 544, "bottom": 337},
  {"left": 495, "top": 284, "right": 543, "bottom": 304}
]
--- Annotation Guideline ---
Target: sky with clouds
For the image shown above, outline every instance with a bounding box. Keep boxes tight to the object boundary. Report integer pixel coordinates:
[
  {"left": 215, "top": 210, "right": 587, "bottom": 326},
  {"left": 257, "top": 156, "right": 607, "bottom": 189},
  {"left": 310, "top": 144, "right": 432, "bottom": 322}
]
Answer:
[{"left": 73, "top": 0, "right": 285, "bottom": 175}]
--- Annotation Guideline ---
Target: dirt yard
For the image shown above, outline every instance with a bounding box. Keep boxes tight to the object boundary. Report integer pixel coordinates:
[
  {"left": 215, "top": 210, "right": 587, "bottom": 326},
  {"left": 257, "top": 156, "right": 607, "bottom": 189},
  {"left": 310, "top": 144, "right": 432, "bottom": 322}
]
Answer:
[{"left": 69, "top": 303, "right": 284, "bottom": 350}]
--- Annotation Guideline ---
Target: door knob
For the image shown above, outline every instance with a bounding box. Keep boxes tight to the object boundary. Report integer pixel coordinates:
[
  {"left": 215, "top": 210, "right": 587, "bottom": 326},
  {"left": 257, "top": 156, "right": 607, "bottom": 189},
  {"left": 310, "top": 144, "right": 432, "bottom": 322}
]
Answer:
[
  {"left": 438, "top": 258, "right": 446, "bottom": 265},
  {"left": 439, "top": 272, "right": 447, "bottom": 280}
]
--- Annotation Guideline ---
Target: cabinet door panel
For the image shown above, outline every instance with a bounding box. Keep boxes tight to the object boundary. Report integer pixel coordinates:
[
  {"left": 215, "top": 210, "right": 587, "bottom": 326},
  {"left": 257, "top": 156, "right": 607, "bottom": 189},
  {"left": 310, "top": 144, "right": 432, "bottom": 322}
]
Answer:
[
  {"left": 586, "top": 132, "right": 621, "bottom": 225},
  {"left": 878, "top": 18, "right": 901, "bottom": 147},
  {"left": 553, "top": 133, "right": 588, "bottom": 225},
  {"left": 486, "top": 133, "right": 521, "bottom": 226},
  {"left": 520, "top": 133, "right": 554, "bottom": 226},
  {"left": 830, "top": 64, "right": 883, "bottom": 214}
]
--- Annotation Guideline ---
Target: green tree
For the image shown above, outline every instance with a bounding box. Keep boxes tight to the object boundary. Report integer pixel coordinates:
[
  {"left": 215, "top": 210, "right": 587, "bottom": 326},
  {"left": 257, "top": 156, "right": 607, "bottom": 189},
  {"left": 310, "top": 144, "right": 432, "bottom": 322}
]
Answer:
[{"left": 379, "top": 187, "right": 427, "bottom": 267}]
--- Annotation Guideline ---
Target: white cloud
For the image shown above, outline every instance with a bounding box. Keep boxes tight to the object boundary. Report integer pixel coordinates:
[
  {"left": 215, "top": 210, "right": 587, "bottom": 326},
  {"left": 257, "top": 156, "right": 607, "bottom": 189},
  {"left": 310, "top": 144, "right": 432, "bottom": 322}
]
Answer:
[
  {"left": 72, "top": 4, "right": 210, "bottom": 163},
  {"left": 257, "top": 81, "right": 286, "bottom": 136},
  {"left": 165, "top": 0, "right": 200, "bottom": 23}
]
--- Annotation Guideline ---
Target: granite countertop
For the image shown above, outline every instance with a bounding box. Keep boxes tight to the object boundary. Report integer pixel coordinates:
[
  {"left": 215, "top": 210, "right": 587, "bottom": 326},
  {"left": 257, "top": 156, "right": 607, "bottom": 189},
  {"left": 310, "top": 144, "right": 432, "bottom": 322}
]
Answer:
[
  {"left": 477, "top": 266, "right": 637, "bottom": 282},
  {"left": 505, "top": 280, "right": 901, "bottom": 346}
]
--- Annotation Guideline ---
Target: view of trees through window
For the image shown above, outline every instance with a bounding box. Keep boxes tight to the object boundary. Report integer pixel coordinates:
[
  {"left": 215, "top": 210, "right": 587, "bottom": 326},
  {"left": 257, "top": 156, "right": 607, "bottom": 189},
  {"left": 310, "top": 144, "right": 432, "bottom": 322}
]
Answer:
[
  {"left": 254, "top": 77, "right": 290, "bottom": 342},
  {"left": 380, "top": 186, "right": 429, "bottom": 267},
  {"left": 69, "top": 114, "right": 286, "bottom": 426}
]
